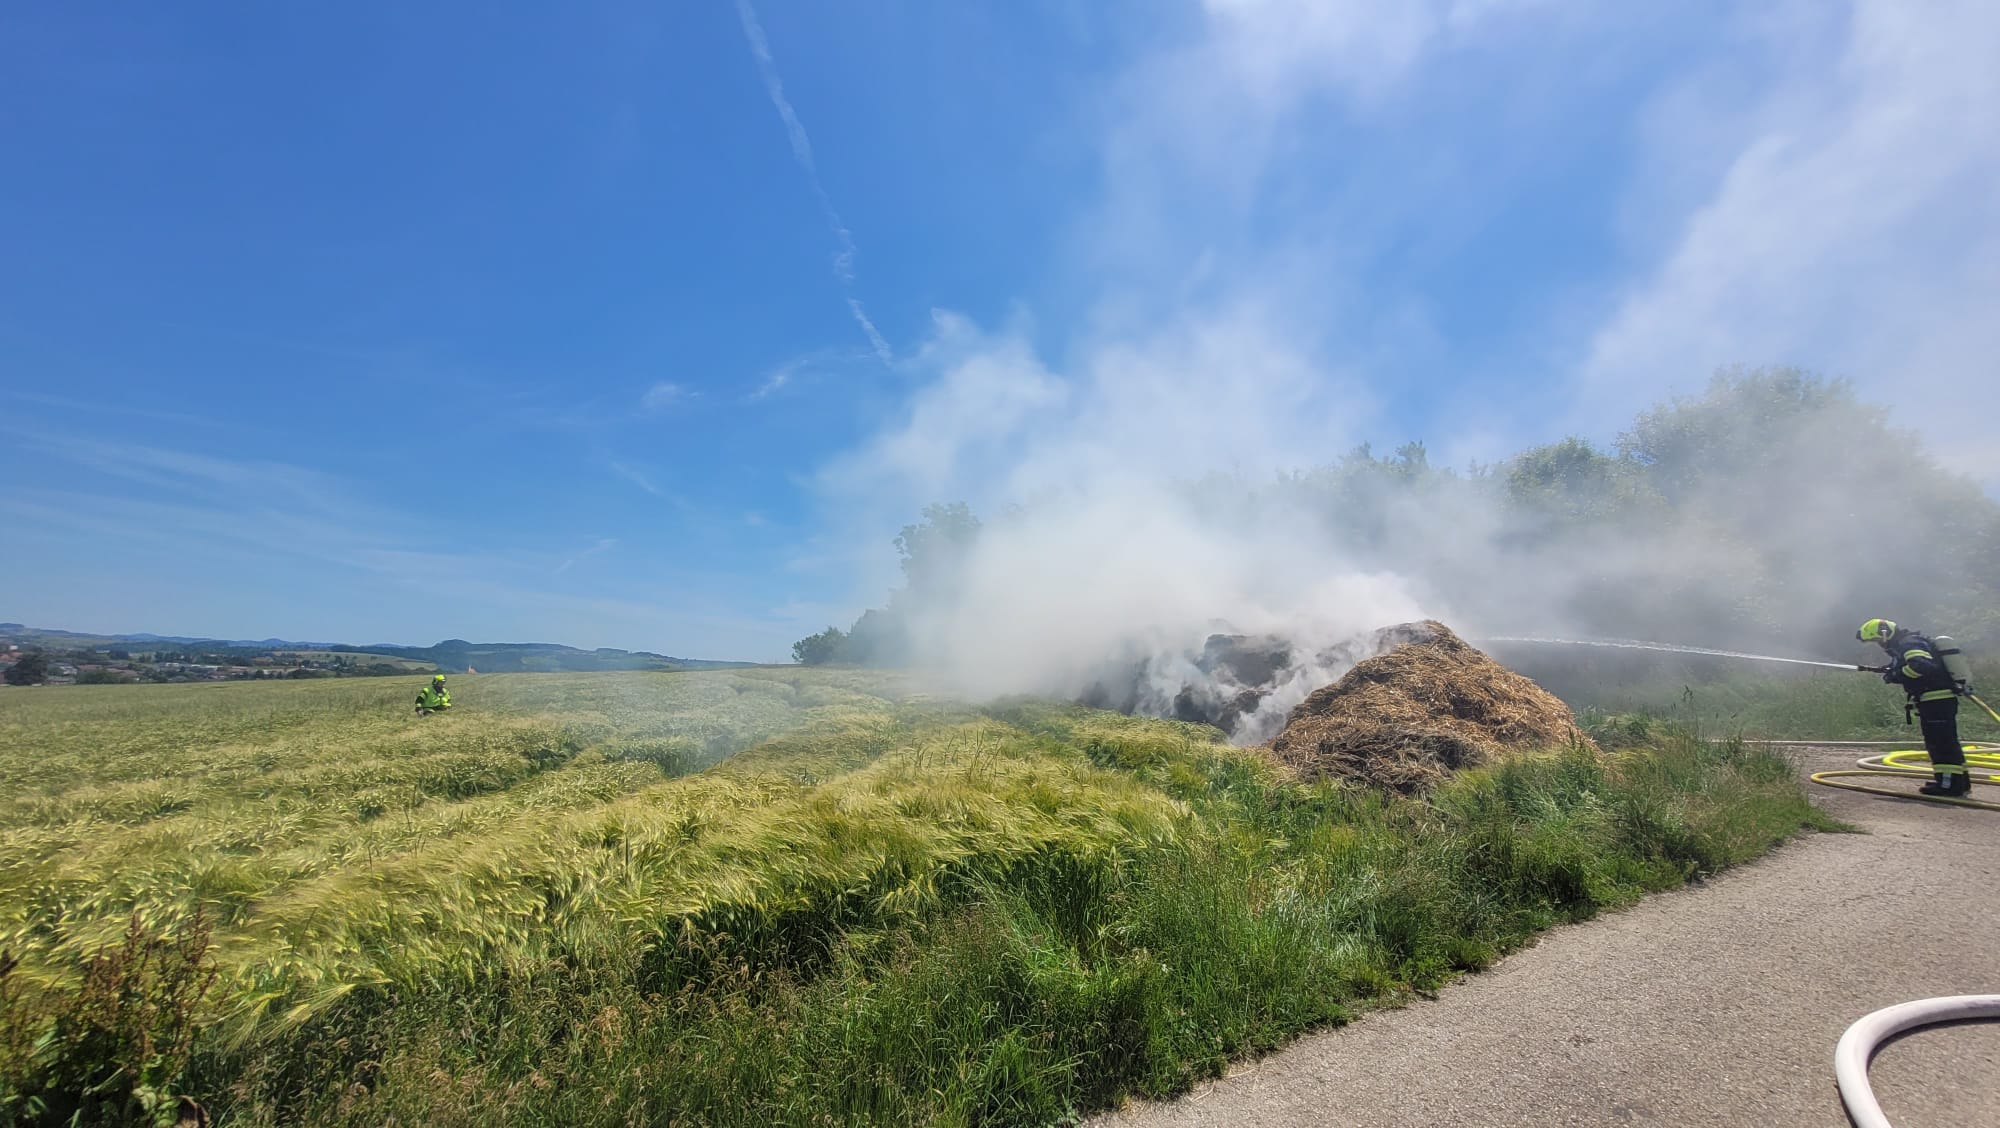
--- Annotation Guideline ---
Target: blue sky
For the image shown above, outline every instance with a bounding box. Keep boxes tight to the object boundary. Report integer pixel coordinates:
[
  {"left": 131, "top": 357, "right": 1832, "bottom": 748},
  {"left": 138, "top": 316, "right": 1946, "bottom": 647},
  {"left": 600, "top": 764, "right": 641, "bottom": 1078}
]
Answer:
[{"left": 4, "top": 1, "right": 1996, "bottom": 661}]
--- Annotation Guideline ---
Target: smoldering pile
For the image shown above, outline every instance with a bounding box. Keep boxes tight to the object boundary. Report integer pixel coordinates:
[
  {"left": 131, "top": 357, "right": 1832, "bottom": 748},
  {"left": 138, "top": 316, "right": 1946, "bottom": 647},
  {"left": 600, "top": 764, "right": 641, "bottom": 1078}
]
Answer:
[
  {"left": 1266, "top": 620, "right": 1596, "bottom": 793},
  {"left": 1079, "top": 618, "right": 1595, "bottom": 792},
  {"left": 1076, "top": 627, "right": 1392, "bottom": 745}
]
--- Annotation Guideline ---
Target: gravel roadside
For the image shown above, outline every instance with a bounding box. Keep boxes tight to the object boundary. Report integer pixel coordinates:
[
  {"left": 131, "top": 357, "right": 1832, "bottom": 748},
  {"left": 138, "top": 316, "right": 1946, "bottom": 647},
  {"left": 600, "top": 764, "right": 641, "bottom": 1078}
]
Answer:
[{"left": 1091, "top": 745, "right": 2000, "bottom": 1127}]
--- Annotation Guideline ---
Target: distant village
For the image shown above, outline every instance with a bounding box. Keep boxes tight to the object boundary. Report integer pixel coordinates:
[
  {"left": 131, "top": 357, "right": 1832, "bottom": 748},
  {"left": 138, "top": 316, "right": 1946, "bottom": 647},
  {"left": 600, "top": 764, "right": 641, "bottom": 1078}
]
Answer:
[{"left": 0, "top": 638, "right": 431, "bottom": 686}]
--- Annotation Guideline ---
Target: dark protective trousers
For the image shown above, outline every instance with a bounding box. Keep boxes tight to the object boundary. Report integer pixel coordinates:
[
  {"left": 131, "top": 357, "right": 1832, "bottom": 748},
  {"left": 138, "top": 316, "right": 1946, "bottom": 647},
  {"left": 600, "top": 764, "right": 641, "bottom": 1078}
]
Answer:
[{"left": 1917, "top": 696, "right": 1964, "bottom": 774}]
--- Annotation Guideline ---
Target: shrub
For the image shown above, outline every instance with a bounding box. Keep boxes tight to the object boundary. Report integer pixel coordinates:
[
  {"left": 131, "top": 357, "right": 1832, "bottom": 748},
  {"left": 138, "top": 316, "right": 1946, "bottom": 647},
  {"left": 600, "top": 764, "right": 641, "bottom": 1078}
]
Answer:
[
  {"left": 1, "top": 912, "right": 217, "bottom": 1126},
  {"left": 791, "top": 627, "right": 847, "bottom": 666},
  {"left": 3, "top": 653, "right": 49, "bottom": 687}
]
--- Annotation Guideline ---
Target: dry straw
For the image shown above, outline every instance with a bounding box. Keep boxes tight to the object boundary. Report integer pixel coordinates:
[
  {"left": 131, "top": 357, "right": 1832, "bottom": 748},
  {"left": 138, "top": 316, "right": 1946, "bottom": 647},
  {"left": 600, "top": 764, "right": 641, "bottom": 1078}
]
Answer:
[{"left": 1268, "top": 621, "right": 1598, "bottom": 792}]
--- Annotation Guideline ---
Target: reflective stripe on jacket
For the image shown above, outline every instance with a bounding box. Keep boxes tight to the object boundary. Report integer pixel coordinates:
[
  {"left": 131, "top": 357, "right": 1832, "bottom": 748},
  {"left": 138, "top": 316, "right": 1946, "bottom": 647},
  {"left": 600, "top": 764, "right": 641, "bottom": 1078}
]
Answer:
[{"left": 1889, "top": 632, "right": 1957, "bottom": 702}]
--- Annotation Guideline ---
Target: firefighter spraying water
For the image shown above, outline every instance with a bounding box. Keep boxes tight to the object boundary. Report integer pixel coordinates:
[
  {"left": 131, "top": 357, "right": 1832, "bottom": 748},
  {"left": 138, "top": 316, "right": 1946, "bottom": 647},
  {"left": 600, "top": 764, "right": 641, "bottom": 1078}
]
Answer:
[
  {"left": 1855, "top": 619, "right": 1974, "bottom": 796},
  {"left": 1491, "top": 627, "right": 1998, "bottom": 805}
]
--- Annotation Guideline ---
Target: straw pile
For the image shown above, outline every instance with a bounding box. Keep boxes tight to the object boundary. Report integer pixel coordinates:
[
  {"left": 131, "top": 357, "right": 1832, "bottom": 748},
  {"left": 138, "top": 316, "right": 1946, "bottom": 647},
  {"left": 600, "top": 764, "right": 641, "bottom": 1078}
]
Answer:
[{"left": 1267, "top": 620, "right": 1595, "bottom": 792}]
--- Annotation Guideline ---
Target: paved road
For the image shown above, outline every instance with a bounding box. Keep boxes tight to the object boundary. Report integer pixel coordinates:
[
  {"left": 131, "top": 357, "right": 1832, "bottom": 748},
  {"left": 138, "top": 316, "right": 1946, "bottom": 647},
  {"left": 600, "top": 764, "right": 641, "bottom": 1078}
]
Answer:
[{"left": 1093, "top": 746, "right": 2000, "bottom": 1128}]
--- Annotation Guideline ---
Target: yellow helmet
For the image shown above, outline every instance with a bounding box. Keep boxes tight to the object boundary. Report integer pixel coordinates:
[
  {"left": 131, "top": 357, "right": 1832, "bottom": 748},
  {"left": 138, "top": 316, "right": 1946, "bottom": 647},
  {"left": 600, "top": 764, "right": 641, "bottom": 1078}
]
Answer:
[
  {"left": 433, "top": 673, "right": 446, "bottom": 683},
  {"left": 1856, "top": 618, "right": 1897, "bottom": 643}
]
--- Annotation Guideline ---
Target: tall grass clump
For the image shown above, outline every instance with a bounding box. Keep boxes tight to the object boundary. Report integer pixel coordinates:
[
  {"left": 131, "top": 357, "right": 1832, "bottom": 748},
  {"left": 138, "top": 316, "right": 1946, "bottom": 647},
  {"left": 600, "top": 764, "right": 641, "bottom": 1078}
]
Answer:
[
  {"left": 1, "top": 912, "right": 216, "bottom": 1126},
  {"left": 0, "top": 675, "right": 1830, "bottom": 1126}
]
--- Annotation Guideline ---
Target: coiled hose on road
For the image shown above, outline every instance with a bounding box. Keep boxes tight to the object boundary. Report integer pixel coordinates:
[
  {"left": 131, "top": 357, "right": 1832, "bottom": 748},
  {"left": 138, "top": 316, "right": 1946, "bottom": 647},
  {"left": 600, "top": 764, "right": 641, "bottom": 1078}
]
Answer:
[
  {"left": 1800, "top": 690, "right": 2000, "bottom": 809},
  {"left": 1807, "top": 742, "right": 2000, "bottom": 812},
  {"left": 1800, "top": 692, "right": 2000, "bottom": 810}
]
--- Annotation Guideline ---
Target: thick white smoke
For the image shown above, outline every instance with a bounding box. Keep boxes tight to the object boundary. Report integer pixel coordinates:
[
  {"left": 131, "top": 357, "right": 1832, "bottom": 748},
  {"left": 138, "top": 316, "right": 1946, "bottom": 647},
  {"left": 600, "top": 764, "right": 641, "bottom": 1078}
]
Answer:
[
  {"left": 911, "top": 488, "right": 1431, "bottom": 742},
  {"left": 815, "top": 305, "right": 1996, "bottom": 742},
  {"left": 797, "top": 0, "right": 2000, "bottom": 732},
  {"left": 820, "top": 307, "right": 1442, "bottom": 740}
]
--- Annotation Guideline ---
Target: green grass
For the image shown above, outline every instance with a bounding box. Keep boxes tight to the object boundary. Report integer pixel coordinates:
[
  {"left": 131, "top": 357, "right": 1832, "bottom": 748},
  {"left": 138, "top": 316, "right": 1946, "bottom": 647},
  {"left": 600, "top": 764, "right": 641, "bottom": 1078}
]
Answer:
[
  {"left": 1, "top": 673, "right": 1832, "bottom": 1126},
  {"left": 1563, "top": 659, "right": 2000, "bottom": 743}
]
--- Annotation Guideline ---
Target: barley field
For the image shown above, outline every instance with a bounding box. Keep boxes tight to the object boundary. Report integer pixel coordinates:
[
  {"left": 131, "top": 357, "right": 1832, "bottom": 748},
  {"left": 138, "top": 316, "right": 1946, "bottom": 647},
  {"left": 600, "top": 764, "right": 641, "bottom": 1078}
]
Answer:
[{"left": 0, "top": 673, "right": 1831, "bottom": 1126}]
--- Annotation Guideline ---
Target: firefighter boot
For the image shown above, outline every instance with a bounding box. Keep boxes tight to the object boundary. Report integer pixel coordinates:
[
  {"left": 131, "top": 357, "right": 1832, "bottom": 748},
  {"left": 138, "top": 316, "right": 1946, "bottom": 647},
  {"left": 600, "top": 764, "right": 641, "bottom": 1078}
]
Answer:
[{"left": 1920, "top": 770, "right": 1971, "bottom": 798}]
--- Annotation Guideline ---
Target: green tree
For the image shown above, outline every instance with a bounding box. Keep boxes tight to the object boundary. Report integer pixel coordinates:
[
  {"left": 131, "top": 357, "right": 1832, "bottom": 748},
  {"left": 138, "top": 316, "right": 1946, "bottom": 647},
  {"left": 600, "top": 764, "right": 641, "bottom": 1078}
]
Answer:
[
  {"left": 820, "top": 503, "right": 983, "bottom": 668},
  {"left": 1617, "top": 367, "right": 1881, "bottom": 502},
  {"left": 895, "top": 502, "right": 981, "bottom": 601},
  {"left": 1506, "top": 437, "right": 1656, "bottom": 523},
  {"left": 3, "top": 652, "right": 48, "bottom": 686},
  {"left": 791, "top": 627, "right": 848, "bottom": 666},
  {"left": 1613, "top": 366, "right": 2000, "bottom": 645}
]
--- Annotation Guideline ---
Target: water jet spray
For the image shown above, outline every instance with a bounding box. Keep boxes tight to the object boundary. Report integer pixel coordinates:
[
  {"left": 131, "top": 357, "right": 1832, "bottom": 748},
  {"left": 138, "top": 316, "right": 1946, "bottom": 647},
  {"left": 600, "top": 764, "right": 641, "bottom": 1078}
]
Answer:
[{"left": 1475, "top": 636, "right": 1883, "bottom": 673}]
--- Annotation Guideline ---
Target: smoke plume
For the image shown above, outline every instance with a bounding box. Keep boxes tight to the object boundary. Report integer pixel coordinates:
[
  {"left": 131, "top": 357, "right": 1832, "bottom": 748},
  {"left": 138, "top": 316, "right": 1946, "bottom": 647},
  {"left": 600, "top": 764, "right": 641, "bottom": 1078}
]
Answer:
[
  {"left": 815, "top": 311, "right": 1996, "bottom": 740},
  {"left": 800, "top": 1, "right": 2000, "bottom": 733}
]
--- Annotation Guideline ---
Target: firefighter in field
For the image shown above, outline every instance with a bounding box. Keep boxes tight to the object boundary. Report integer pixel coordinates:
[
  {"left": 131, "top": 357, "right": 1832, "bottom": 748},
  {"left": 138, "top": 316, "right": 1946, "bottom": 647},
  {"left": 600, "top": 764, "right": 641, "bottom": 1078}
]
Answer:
[
  {"left": 415, "top": 673, "right": 452, "bottom": 715},
  {"left": 1857, "top": 619, "right": 1967, "bottom": 796}
]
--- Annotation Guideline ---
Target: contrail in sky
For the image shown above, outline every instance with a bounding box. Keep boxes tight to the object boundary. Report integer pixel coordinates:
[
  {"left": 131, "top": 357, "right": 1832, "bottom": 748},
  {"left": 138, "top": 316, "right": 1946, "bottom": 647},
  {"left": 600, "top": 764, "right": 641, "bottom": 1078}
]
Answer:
[{"left": 733, "top": 0, "right": 894, "bottom": 364}]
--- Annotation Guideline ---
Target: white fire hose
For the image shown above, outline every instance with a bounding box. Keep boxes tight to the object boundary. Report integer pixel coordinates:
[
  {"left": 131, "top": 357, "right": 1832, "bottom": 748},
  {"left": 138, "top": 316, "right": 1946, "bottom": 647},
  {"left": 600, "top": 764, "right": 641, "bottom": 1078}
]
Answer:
[{"left": 1834, "top": 995, "right": 2000, "bottom": 1127}]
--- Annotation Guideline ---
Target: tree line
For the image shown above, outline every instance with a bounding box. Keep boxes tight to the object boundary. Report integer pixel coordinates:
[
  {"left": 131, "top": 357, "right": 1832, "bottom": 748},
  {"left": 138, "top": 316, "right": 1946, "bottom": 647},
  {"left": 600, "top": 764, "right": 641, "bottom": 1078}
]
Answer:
[{"left": 796, "top": 369, "right": 2000, "bottom": 665}]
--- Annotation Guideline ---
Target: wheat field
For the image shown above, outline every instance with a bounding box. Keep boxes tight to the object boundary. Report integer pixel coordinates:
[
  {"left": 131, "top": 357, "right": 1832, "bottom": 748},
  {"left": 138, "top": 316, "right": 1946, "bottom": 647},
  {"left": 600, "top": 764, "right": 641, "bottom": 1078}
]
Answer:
[
  {"left": 0, "top": 673, "right": 1210, "bottom": 1040},
  {"left": 1, "top": 672, "right": 1830, "bottom": 1126}
]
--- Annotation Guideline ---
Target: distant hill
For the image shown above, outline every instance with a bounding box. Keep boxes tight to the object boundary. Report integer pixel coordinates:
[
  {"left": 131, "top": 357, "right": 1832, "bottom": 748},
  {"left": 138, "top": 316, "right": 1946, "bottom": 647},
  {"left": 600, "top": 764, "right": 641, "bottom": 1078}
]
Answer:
[
  {"left": 328, "top": 639, "right": 755, "bottom": 674},
  {"left": 0, "top": 624, "right": 348, "bottom": 649},
  {"left": 0, "top": 624, "right": 756, "bottom": 673}
]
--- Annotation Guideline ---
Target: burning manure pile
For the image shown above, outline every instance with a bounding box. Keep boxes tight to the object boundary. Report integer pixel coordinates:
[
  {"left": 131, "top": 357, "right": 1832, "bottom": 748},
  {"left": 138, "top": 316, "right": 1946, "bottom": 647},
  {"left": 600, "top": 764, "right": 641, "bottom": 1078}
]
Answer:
[{"left": 1266, "top": 620, "right": 1597, "bottom": 793}]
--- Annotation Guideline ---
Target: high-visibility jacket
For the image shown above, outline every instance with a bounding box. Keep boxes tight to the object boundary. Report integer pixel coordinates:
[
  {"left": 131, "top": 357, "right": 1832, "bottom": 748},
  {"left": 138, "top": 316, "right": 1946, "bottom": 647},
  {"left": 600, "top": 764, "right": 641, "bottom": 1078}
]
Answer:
[
  {"left": 1885, "top": 632, "right": 1958, "bottom": 703},
  {"left": 416, "top": 685, "right": 451, "bottom": 709}
]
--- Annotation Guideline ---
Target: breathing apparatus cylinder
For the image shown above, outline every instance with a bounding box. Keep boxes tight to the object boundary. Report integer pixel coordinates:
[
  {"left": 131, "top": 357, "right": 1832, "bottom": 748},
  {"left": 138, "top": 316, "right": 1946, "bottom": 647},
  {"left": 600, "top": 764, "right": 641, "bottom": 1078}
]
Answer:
[{"left": 1934, "top": 635, "right": 1973, "bottom": 692}]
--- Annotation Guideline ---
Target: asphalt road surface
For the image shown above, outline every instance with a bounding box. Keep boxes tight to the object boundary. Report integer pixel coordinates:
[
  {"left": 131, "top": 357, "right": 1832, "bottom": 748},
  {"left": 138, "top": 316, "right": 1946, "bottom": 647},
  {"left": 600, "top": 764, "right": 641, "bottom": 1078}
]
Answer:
[{"left": 1093, "top": 745, "right": 2000, "bottom": 1128}]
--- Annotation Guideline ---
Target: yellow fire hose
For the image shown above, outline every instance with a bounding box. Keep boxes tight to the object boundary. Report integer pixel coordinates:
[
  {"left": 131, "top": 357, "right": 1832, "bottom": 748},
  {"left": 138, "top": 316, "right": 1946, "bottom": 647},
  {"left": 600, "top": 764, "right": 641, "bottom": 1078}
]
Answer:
[
  {"left": 1800, "top": 691, "right": 2000, "bottom": 810},
  {"left": 1808, "top": 737, "right": 2000, "bottom": 811},
  {"left": 1972, "top": 690, "right": 2000, "bottom": 728}
]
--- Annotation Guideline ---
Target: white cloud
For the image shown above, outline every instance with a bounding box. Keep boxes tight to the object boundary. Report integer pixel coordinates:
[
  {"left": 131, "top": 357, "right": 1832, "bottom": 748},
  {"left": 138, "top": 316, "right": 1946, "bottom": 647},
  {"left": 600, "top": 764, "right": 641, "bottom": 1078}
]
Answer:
[
  {"left": 6, "top": 434, "right": 603, "bottom": 618},
  {"left": 640, "top": 382, "right": 686, "bottom": 411},
  {"left": 555, "top": 537, "right": 618, "bottom": 575},
  {"left": 747, "top": 347, "right": 876, "bottom": 402},
  {"left": 608, "top": 460, "right": 665, "bottom": 497},
  {"left": 1200, "top": 0, "right": 1541, "bottom": 102},
  {"left": 820, "top": 312, "right": 1066, "bottom": 507},
  {"left": 0, "top": 390, "right": 228, "bottom": 430},
  {"left": 1076, "top": 0, "right": 1568, "bottom": 313},
  {"left": 827, "top": 299, "right": 1374, "bottom": 510},
  {"left": 750, "top": 366, "right": 794, "bottom": 401},
  {"left": 1579, "top": 0, "right": 2000, "bottom": 478},
  {"left": 0, "top": 428, "right": 407, "bottom": 549}
]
